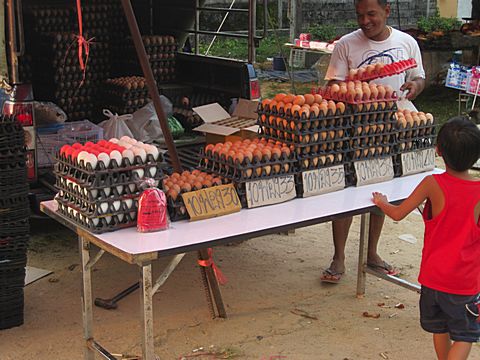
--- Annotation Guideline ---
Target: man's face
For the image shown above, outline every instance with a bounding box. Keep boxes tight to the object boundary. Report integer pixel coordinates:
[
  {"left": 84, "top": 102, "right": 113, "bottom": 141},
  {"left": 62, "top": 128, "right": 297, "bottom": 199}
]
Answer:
[{"left": 355, "top": 0, "right": 390, "bottom": 41}]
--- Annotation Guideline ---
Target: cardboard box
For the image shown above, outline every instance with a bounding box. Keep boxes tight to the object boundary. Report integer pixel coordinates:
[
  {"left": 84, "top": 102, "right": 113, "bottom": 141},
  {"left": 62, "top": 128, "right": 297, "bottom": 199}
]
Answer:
[{"left": 193, "top": 99, "right": 259, "bottom": 144}]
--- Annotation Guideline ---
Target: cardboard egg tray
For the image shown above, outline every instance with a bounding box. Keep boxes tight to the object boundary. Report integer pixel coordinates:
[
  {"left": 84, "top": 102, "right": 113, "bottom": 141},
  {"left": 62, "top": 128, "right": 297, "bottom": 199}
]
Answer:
[
  {"left": 346, "top": 59, "right": 417, "bottom": 82},
  {"left": 295, "top": 163, "right": 356, "bottom": 197},
  {"left": 54, "top": 152, "right": 164, "bottom": 188},
  {"left": 56, "top": 197, "right": 138, "bottom": 234},
  {"left": 199, "top": 148, "right": 297, "bottom": 182}
]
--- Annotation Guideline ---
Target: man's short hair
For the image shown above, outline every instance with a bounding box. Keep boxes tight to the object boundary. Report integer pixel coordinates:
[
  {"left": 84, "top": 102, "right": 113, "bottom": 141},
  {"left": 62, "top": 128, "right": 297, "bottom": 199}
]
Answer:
[
  {"left": 354, "top": 0, "right": 388, "bottom": 7},
  {"left": 437, "top": 116, "right": 480, "bottom": 172}
]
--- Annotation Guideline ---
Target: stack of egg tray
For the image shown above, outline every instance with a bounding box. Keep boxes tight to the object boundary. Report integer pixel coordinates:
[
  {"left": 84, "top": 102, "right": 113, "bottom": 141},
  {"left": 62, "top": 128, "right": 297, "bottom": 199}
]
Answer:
[
  {"left": 395, "top": 119, "right": 436, "bottom": 175},
  {"left": 0, "top": 115, "right": 29, "bottom": 330},
  {"left": 198, "top": 148, "right": 298, "bottom": 208},
  {"left": 101, "top": 77, "right": 150, "bottom": 115},
  {"left": 257, "top": 103, "right": 354, "bottom": 194},
  {"left": 54, "top": 153, "right": 165, "bottom": 234},
  {"left": 346, "top": 102, "right": 400, "bottom": 185}
]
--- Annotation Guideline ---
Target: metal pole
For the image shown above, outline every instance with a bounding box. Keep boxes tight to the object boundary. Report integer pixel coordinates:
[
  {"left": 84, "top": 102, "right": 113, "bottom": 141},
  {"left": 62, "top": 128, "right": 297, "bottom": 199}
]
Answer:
[
  {"left": 205, "top": 0, "right": 237, "bottom": 56},
  {"left": 426, "top": 0, "right": 431, "bottom": 18},
  {"left": 248, "top": 0, "right": 256, "bottom": 62},
  {"left": 195, "top": 0, "right": 200, "bottom": 55},
  {"left": 356, "top": 213, "right": 370, "bottom": 298},
  {"left": 121, "top": 0, "right": 182, "bottom": 173},
  {"left": 278, "top": 0, "right": 283, "bottom": 29},
  {"left": 79, "top": 236, "right": 95, "bottom": 360}
]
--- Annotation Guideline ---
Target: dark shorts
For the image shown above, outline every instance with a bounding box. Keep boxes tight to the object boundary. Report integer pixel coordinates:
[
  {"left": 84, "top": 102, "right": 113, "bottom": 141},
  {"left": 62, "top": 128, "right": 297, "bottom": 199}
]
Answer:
[{"left": 420, "top": 286, "right": 480, "bottom": 342}]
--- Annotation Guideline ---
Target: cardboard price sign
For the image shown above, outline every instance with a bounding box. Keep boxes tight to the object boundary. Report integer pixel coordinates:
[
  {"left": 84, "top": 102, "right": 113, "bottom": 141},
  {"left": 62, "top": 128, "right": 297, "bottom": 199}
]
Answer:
[
  {"left": 182, "top": 184, "right": 241, "bottom": 221},
  {"left": 245, "top": 175, "right": 296, "bottom": 208},
  {"left": 401, "top": 148, "right": 435, "bottom": 176},
  {"left": 354, "top": 157, "right": 394, "bottom": 186},
  {"left": 301, "top": 165, "right": 345, "bottom": 197}
]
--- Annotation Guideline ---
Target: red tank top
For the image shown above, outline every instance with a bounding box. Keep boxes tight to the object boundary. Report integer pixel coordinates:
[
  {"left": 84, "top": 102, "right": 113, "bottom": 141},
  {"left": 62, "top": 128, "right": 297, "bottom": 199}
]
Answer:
[{"left": 418, "top": 172, "right": 480, "bottom": 295}]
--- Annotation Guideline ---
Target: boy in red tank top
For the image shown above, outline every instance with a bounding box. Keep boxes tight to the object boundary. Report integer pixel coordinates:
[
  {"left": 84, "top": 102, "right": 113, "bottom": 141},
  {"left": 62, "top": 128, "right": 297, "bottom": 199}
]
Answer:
[{"left": 372, "top": 116, "right": 480, "bottom": 360}]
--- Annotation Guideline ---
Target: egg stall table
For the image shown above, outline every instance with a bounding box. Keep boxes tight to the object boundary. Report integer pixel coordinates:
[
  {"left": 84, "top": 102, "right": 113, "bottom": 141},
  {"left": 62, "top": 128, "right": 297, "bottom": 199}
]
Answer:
[{"left": 40, "top": 169, "right": 439, "bottom": 360}]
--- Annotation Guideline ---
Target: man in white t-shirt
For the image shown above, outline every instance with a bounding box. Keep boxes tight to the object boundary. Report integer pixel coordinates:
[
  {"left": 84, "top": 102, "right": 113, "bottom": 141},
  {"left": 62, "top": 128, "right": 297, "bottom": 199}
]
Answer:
[{"left": 321, "top": 0, "right": 426, "bottom": 283}]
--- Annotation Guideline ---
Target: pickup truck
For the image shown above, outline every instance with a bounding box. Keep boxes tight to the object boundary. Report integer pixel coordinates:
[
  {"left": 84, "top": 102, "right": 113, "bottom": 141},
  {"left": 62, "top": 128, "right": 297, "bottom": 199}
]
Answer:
[{"left": 1, "top": 0, "right": 262, "bottom": 214}]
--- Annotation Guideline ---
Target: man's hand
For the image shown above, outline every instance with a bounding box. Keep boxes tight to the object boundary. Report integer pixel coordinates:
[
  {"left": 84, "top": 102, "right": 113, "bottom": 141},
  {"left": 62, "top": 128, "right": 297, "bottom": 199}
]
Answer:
[
  {"left": 372, "top": 192, "right": 388, "bottom": 206},
  {"left": 400, "top": 77, "right": 425, "bottom": 100}
]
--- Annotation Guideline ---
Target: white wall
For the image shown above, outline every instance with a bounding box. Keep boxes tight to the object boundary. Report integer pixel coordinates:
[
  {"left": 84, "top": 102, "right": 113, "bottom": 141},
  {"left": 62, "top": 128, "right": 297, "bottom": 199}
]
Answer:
[{"left": 458, "top": 0, "right": 472, "bottom": 19}]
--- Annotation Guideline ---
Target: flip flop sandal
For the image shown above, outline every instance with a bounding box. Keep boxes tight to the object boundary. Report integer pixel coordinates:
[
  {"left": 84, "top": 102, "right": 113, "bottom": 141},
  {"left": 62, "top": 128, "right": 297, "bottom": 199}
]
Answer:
[
  {"left": 367, "top": 261, "right": 400, "bottom": 276},
  {"left": 320, "top": 267, "right": 344, "bottom": 284}
]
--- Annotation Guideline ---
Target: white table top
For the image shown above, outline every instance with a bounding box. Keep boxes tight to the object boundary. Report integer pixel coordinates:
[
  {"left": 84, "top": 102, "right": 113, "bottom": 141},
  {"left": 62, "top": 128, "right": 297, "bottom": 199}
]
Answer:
[{"left": 41, "top": 170, "right": 440, "bottom": 257}]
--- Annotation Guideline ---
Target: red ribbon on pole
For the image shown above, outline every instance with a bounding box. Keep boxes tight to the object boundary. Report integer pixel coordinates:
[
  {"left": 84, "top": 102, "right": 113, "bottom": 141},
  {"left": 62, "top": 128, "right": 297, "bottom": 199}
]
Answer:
[
  {"left": 75, "top": 0, "right": 94, "bottom": 85},
  {"left": 198, "top": 248, "right": 227, "bottom": 285}
]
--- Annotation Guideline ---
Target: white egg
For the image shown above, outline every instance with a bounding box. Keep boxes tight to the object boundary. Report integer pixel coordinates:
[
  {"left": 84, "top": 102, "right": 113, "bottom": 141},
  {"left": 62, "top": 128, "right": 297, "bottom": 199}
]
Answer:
[
  {"left": 112, "top": 200, "right": 121, "bottom": 211},
  {"left": 148, "top": 167, "right": 157, "bottom": 177},
  {"left": 129, "top": 211, "right": 136, "bottom": 220},
  {"left": 103, "top": 187, "right": 111, "bottom": 197},
  {"left": 131, "top": 147, "right": 147, "bottom": 163},
  {"left": 145, "top": 145, "right": 159, "bottom": 160},
  {"left": 110, "top": 150, "right": 122, "bottom": 167},
  {"left": 105, "top": 216, "right": 113, "bottom": 224},
  {"left": 91, "top": 218, "right": 99, "bottom": 226},
  {"left": 122, "top": 149, "right": 135, "bottom": 164},
  {"left": 109, "top": 138, "right": 119, "bottom": 144},
  {"left": 77, "top": 151, "right": 89, "bottom": 167},
  {"left": 85, "top": 153, "right": 98, "bottom": 170},
  {"left": 128, "top": 183, "right": 136, "bottom": 193},
  {"left": 116, "top": 185, "right": 124, "bottom": 195},
  {"left": 97, "top": 152, "right": 111, "bottom": 168},
  {"left": 90, "top": 189, "right": 98, "bottom": 199},
  {"left": 124, "top": 199, "right": 133, "bottom": 209},
  {"left": 117, "top": 213, "right": 124, "bottom": 222},
  {"left": 120, "top": 135, "right": 133, "bottom": 143},
  {"left": 133, "top": 169, "right": 145, "bottom": 179},
  {"left": 99, "top": 202, "right": 109, "bottom": 214}
]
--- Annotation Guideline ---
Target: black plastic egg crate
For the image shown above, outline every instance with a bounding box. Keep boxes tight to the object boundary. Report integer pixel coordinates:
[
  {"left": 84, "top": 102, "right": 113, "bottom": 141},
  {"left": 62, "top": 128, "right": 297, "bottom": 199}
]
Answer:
[
  {"left": 199, "top": 147, "right": 298, "bottom": 182},
  {"left": 0, "top": 235, "right": 29, "bottom": 258},
  {"left": 54, "top": 151, "right": 165, "bottom": 188},
  {"left": 56, "top": 196, "right": 138, "bottom": 234}
]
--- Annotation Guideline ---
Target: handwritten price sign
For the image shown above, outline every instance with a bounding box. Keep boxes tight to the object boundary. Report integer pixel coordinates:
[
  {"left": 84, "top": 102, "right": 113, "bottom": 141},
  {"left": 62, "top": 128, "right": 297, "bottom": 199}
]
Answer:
[
  {"left": 401, "top": 148, "right": 435, "bottom": 176},
  {"left": 245, "top": 175, "right": 296, "bottom": 208},
  {"left": 354, "top": 157, "right": 394, "bottom": 186},
  {"left": 301, "top": 165, "right": 345, "bottom": 197},
  {"left": 182, "top": 184, "right": 241, "bottom": 221}
]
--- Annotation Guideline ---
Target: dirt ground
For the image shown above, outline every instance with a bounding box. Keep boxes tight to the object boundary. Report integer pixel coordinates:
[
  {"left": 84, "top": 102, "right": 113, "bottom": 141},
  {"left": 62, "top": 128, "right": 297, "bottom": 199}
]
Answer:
[{"left": 1, "top": 166, "right": 480, "bottom": 360}]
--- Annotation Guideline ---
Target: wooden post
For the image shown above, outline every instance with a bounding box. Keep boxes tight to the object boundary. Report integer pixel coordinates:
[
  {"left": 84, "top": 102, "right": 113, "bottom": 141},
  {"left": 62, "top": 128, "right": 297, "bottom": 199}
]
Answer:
[
  {"left": 278, "top": 0, "right": 283, "bottom": 29},
  {"left": 121, "top": 0, "right": 182, "bottom": 173},
  {"left": 289, "top": 0, "right": 302, "bottom": 42}
]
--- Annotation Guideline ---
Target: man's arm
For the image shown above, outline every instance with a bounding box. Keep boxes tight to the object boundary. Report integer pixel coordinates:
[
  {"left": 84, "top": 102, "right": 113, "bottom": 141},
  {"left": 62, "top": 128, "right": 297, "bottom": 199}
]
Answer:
[{"left": 400, "top": 76, "right": 425, "bottom": 100}]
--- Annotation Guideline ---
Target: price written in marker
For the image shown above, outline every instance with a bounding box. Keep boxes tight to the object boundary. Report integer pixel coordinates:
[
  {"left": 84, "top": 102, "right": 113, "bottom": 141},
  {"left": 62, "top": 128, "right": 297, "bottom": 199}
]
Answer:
[
  {"left": 354, "top": 157, "right": 394, "bottom": 186},
  {"left": 301, "top": 165, "right": 345, "bottom": 197},
  {"left": 245, "top": 175, "right": 296, "bottom": 208},
  {"left": 182, "top": 184, "right": 241, "bottom": 221},
  {"left": 401, "top": 149, "right": 435, "bottom": 176}
]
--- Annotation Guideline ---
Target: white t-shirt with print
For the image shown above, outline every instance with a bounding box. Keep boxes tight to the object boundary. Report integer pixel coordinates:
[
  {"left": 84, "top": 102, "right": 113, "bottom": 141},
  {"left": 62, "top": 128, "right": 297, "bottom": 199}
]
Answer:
[{"left": 325, "top": 28, "right": 425, "bottom": 110}]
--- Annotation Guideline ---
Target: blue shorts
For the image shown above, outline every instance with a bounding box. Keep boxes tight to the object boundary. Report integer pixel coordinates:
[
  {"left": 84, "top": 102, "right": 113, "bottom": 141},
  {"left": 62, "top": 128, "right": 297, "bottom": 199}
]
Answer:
[{"left": 420, "top": 286, "right": 480, "bottom": 342}]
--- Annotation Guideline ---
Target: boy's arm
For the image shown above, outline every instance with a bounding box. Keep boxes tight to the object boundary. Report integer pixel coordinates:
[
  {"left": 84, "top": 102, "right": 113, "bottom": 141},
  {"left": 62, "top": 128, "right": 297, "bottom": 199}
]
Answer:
[{"left": 372, "top": 176, "right": 432, "bottom": 221}]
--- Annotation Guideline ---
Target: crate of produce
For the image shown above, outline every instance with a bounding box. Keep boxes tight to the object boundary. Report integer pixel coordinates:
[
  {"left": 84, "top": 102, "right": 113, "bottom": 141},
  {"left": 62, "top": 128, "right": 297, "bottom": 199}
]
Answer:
[{"left": 36, "top": 120, "right": 103, "bottom": 168}]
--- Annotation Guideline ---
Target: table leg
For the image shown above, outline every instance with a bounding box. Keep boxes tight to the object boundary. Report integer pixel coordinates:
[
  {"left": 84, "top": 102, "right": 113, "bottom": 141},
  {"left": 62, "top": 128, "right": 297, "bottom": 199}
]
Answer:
[
  {"left": 356, "top": 213, "right": 370, "bottom": 298},
  {"left": 79, "top": 236, "right": 95, "bottom": 360},
  {"left": 140, "top": 263, "right": 156, "bottom": 360},
  {"left": 198, "top": 249, "right": 227, "bottom": 318}
]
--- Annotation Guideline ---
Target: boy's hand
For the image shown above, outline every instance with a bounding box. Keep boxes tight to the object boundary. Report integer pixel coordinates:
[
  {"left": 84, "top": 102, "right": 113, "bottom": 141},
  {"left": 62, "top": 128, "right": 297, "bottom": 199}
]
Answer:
[{"left": 372, "top": 192, "right": 388, "bottom": 206}]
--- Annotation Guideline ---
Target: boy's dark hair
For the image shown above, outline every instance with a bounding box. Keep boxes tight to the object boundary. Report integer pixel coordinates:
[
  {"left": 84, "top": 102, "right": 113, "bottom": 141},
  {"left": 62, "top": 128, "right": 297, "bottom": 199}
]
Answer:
[{"left": 437, "top": 116, "right": 480, "bottom": 171}]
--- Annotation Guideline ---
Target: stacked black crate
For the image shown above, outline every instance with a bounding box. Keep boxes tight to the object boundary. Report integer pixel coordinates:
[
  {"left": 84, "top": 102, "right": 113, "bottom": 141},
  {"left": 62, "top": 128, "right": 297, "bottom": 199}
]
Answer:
[{"left": 0, "top": 115, "right": 29, "bottom": 329}]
